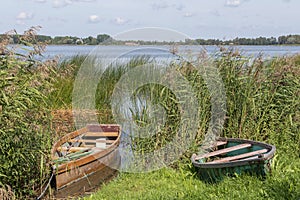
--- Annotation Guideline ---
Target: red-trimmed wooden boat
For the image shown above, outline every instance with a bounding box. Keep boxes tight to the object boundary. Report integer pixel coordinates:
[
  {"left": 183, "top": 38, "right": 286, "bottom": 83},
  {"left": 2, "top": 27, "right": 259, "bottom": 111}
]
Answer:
[
  {"left": 51, "top": 124, "right": 121, "bottom": 198},
  {"left": 191, "top": 138, "right": 276, "bottom": 182}
]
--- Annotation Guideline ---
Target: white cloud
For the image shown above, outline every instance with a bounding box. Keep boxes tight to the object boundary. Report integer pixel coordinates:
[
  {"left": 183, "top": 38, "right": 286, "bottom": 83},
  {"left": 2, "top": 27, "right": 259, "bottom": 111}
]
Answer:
[
  {"left": 151, "top": 2, "right": 186, "bottom": 11},
  {"left": 52, "top": 0, "right": 95, "bottom": 7},
  {"left": 53, "top": 0, "right": 72, "bottom": 8},
  {"left": 16, "top": 12, "right": 34, "bottom": 20},
  {"left": 183, "top": 12, "right": 194, "bottom": 17},
  {"left": 88, "top": 15, "right": 100, "bottom": 23},
  {"left": 225, "top": 0, "right": 240, "bottom": 7},
  {"left": 114, "top": 17, "right": 128, "bottom": 25}
]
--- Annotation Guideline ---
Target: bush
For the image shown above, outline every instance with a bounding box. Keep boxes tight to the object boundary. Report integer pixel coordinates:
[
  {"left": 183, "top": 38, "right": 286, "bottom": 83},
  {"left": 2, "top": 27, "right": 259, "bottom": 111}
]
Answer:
[{"left": 0, "top": 27, "right": 55, "bottom": 198}]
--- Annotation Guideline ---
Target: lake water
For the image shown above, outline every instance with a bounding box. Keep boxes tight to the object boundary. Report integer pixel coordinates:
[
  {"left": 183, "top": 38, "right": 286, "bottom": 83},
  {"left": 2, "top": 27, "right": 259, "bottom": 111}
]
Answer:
[{"left": 40, "top": 45, "right": 300, "bottom": 61}]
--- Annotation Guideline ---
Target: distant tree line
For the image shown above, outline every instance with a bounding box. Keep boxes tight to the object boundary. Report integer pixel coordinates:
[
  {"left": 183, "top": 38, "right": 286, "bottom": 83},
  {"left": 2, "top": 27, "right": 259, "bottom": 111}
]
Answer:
[
  {"left": 1, "top": 33, "right": 300, "bottom": 45},
  {"left": 191, "top": 35, "right": 300, "bottom": 45}
]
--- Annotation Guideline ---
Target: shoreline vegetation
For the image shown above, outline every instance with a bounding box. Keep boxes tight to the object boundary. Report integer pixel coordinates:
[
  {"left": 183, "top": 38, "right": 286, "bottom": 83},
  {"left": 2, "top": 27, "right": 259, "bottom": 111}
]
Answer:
[
  {"left": 0, "top": 28, "right": 299, "bottom": 199},
  {"left": 2, "top": 30, "right": 300, "bottom": 46}
]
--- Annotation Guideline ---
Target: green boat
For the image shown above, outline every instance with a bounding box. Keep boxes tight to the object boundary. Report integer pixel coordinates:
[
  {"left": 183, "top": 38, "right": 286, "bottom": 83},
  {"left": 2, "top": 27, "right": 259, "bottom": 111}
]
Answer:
[{"left": 191, "top": 138, "right": 276, "bottom": 182}]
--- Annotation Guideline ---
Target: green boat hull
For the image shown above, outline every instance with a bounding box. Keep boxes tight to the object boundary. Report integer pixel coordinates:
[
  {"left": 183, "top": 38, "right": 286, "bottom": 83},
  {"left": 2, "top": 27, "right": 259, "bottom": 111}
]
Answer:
[{"left": 191, "top": 138, "right": 276, "bottom": 183}]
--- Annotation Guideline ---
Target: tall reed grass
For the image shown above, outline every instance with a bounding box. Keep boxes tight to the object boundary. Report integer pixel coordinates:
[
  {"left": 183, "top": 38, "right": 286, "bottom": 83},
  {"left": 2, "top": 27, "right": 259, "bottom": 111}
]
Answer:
[
  {"left": 51, "top": 48, "right": 299, "bottom": 159},
  {"left": 0, "top": 27, "right": 55, "bottom": 198}
]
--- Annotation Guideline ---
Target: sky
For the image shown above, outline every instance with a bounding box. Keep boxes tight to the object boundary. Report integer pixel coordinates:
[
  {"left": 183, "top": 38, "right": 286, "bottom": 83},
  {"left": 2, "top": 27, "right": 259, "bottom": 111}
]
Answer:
[{"left": 0, "top": 0, "right": 299, "bottom": 40}]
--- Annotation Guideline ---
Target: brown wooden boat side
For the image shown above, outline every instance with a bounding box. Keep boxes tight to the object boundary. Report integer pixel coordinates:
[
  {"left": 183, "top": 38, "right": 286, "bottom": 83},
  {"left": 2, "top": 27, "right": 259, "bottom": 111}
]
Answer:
[
  {"left": 55, "top": 148, "right": 119, "bottom": 189},
  {"left": 87, "top": 124, "right": 120, "bottom": 132},
  {"left": 209, "top": 148, "right": 268, "bottom": 163},
  {"left": 55, "top": 140, "right": 120, "bottom": 174},
  {"left": 54, "top": 164, "right": 118, "bottom": 198},
  {"left": 195, "top": 143, "right": 252, "bottom": 160}
]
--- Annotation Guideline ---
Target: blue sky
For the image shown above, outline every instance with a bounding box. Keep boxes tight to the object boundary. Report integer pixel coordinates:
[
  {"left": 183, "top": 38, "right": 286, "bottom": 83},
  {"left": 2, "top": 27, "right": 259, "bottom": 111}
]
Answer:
[{"left": 1, "top": 0, "right": 299, "bottom": 39}]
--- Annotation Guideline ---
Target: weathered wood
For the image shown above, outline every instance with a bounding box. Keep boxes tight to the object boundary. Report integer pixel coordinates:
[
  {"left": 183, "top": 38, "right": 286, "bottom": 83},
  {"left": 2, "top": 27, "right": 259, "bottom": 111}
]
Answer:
[
  {"left": 55, "top": 149, "right": 119, "bottom": 189},
  {"left": 56, "top": 142, "right": 119, "bottom": 174},
  {"left": 54, "top": 165, "right": 119, "bottom": 198},
  {"left": 195, "top": 143, "right": 252, "bottom": 160},
  {"left": 87, "top": 124, "right": 120, "bottom": 132},
  {"left": 69, "top": 139, "right": 116, "bottom": 144},
  {"left": 84, "top": 132, "right": 119, "bottom": 137},
  {"left": 51, "top": 124, "right": 122, "bottom": 196},
  {"left": 238, "top": 155, "right": 264, "bottom": 161},
  {"left": 209, "top": 149, "right": 268, "bottom": 163},
  {"left": 57, "top": 146, "right": 90, "bottom": 152}
]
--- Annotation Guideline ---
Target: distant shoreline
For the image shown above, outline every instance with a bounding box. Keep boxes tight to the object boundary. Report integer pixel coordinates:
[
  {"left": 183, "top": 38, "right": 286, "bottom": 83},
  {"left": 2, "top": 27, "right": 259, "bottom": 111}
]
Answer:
[{"left": 2, "top": 34, "right": 300, "bottom": 46}]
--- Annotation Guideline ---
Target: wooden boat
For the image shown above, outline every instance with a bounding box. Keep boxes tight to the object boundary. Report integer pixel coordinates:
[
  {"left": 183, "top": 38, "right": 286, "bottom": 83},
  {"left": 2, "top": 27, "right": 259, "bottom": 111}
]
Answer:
[
  {"left": 51, "top": 124, "right": 121, "bottom": 198},
  {"left": 191, "top": 138, "right": 276, "bottom": 183}
]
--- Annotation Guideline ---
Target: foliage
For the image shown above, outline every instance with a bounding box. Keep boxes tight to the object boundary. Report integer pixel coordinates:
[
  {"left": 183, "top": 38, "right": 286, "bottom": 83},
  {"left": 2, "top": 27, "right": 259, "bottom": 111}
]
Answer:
[
  {"left": 49, "top": 54, "right": 87, "bottom": 109},
  {"left": 0, "top": 27, "right": 55, "bottom": 198}
]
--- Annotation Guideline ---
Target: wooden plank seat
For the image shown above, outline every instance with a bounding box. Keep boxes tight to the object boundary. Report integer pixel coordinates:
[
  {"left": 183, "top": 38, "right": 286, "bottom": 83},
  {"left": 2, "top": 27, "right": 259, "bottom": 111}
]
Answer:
[
  {"left": 209, "top": 148, "right": 268, "bottom": 163},
  {"left": 57, "top": 146, "right": 91, "bottom": 152},
  {"left": 194, "top": 143, "right": 252, "bottom": 160},
  {"left": 69, "top": 139, "right": 116, "bottom": 144},
  {"left": 83, "top": 132, "right": 119, "bottom": 137},
  {"left": 238, "top": 154, "right": 266, "bottom": 161}
]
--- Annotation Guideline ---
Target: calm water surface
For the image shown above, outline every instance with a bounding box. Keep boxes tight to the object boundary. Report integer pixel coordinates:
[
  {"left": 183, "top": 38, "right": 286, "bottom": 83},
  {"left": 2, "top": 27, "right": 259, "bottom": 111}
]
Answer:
[{"left": 41, "top": 45, "right": 300, "bottom": 61}]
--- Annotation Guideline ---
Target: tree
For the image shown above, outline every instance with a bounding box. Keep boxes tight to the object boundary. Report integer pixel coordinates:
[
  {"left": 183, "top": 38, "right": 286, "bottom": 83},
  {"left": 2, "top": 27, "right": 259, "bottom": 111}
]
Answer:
[{"left": 97, "top": 34, "right": 112, "bottom": 44}]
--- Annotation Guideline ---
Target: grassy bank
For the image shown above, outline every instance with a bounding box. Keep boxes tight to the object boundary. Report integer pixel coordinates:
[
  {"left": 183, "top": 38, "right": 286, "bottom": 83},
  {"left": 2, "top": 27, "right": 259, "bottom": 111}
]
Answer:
[
  {"left": 49, "top": 49, "right": 300, "bottom": 199},
  {"left": 85, "top": 156, "right": 299, "bottom": 200}
]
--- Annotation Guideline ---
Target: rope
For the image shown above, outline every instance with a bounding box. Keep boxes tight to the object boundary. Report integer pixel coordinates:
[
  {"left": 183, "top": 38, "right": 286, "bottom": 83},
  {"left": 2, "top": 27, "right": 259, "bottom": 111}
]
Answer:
[{"left": 36, "top": 172, "right": 54, "bottom": 200}]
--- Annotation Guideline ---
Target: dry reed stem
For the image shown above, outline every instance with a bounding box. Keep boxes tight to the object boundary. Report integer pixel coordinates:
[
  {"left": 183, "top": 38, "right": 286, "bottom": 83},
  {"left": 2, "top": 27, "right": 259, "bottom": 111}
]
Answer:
[{"left": 0, "top": 185, "right": 15, "bottom": 200}]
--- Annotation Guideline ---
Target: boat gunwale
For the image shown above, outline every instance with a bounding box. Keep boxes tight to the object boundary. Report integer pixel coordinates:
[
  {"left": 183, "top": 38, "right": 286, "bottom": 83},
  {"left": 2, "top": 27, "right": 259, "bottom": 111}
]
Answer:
[{"left": 191, "top": 137, "right": 276, "bottom": 168}]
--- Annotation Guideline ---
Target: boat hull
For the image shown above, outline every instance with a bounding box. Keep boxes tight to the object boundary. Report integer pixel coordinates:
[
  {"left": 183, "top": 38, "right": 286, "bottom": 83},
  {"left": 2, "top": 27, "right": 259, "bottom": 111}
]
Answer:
[
  {"left": 53, "top": 150, "right": 120, "bottom": 198},
  {"left": 191, "top": 138, "right": 275, "bottom": 183},
  {"left": 51, "top": 124, "right": 121, "bottom": 198}
]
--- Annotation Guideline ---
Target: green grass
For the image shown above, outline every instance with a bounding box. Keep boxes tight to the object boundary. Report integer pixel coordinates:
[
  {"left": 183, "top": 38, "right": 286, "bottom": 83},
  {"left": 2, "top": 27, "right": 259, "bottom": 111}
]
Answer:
[{"left": 85, "top": 153, "right": 300, "bottom": 200}]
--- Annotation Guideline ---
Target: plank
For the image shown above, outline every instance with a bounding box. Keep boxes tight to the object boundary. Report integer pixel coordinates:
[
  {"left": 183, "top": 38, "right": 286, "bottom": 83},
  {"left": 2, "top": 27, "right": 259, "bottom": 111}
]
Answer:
[
  {"left": 209, "top": 148, "right": 268, "bottom": 163},
  {"left": 238, "top": 154, "right": 265, "bottom": 161},
  {"left": 83, "top": 132, "right": 119, "bottom": 137},
  {"left": 57, "top": 146, "right": 91, "bottom": 152},
  {"left": 194, "top": 143, "right": 252, "bottom": 160},
  {"left": 69, "top": 139, "right": 116, "bottom": 144}
]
